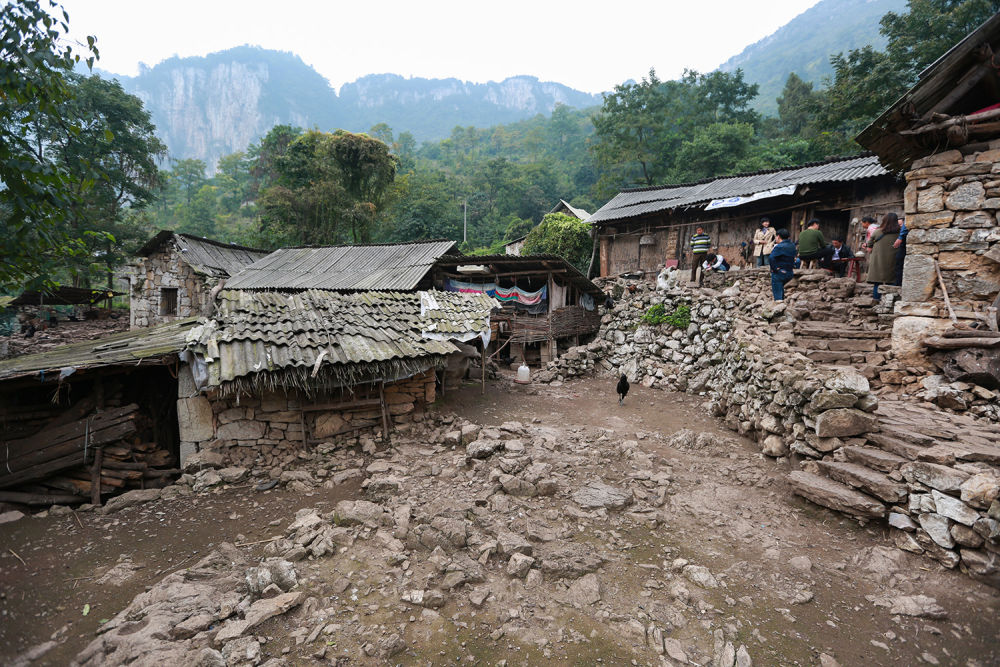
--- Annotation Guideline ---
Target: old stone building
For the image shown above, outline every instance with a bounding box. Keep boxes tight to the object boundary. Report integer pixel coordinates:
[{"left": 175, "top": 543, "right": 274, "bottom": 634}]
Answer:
[
  {"left": 129, "top": 231, "right": 269, "bottom": 329},
  {"left": 856, "top": 13, "right": 1000, "bottom": 368}
]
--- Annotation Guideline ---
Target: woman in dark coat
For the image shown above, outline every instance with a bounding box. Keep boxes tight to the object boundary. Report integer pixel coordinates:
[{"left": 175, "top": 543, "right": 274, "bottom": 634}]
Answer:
[{"left": 866, "top": 212, "right": 901, "bottom": 301}]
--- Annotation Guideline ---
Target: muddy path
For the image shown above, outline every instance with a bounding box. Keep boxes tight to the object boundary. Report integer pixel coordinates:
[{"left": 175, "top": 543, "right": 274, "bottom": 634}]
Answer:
[{"left": 1, "top": 373, "right": 997, "bottom": 666}]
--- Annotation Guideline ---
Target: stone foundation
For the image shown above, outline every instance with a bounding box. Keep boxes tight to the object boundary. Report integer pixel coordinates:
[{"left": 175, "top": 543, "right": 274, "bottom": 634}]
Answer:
[{"left": 176, "top": 367, "right": 436, "bottom": 470}]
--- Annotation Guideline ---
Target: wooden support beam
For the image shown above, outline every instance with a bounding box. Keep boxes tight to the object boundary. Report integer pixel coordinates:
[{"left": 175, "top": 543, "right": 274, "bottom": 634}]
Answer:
[{"left": 90, "top": 446, "right": 103, "bottom": 506}]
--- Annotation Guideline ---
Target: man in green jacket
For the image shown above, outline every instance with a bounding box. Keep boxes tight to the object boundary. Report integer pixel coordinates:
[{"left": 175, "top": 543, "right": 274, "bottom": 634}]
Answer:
[{"left": 797, "top": 219, "right": 833, "bottom": 267}]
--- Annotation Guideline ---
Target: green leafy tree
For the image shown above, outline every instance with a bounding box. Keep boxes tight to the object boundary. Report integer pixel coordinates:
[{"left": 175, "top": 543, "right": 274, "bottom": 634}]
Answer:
[
  {"left": 521, "top": 212, "right": 592, "bottom": 272},
  {"left": 40, "top": 74, "right": 165, "bottom": 286},
  {"left": 776, "top": 72, "right": 818, "bottom": 137},
  {"left": 0, "top": 0, "right": 99, "bottom": 289},
  {"left": 258, "top": 129, "right": 397, "bottom": 246}
]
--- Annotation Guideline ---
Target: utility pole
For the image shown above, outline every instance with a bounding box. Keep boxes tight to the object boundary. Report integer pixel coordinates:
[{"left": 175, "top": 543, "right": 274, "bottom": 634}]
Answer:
[{"left": 463, "top": 199, "right": 467, "bottom": 244}]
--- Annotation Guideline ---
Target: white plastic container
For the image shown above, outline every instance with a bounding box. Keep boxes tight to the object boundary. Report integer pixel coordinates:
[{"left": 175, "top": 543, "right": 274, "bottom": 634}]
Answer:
[{"left": 515, "top": 363, "right": 531, "bottom": 384}]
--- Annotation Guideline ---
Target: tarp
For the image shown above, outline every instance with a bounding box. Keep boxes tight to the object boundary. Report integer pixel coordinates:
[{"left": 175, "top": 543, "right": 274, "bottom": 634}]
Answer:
[{"left": 703, "top": 185, "right": 797, "bottom": 211}]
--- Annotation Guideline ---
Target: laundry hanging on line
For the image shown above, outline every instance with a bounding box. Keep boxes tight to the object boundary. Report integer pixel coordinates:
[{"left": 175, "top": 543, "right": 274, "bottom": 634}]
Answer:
[{"left": 445, "top": 279, "right": 547, "bottom": 306}]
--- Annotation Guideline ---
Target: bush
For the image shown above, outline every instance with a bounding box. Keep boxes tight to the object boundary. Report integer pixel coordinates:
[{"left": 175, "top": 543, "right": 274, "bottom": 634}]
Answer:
[{"left": 640, "top": 304, "right": 690, "bottom": 329}]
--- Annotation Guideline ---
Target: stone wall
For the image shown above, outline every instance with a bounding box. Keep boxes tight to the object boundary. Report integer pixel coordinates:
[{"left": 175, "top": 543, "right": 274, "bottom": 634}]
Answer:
[
  {"left": 895, "top": 147, "right": 1000, "bottom": 358},
  {"left": 537, "top": 279, "right": 881, "bottom": 458},
  {"left": 129, "top": 243, "right": 215, "bottom": 329},
  {"left": 176, "top": 366, "right": 436, "bottom": 470}
]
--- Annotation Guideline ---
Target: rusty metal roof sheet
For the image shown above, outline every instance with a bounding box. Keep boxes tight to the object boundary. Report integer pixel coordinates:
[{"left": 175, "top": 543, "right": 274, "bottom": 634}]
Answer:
[
  {"left": 0, "top": 318, "right": 197, "bottom": 382},
  {"left": 186, "top": 289, "right": 497, "bottom": 389},
  {"left": 433, "top": 254, "right": 604, "bottom": 299},
  {"left": 137, "top": 231, "right": 269, "bottom": 277},
  {"left": 225, "top": 240, "right": 458, "bottom": 291},
  {"left": 588, "top": 154, "right": 891, "bottom": 225}
]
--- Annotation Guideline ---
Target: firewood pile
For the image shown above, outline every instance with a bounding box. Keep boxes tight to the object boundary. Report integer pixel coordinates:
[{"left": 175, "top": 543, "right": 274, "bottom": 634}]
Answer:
[{"left": 0, "top": 401, "right": 177, "bottom": 506}]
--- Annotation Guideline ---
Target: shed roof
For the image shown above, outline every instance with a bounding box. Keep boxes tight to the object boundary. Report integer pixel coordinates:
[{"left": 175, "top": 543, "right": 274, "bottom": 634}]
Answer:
[
  {"left": 225, "top": 240, "right": 459, "bottom": 291},
  {"left": 588, "top": 154, "right": 890, "bottom": 225},
  {"left": 433, "top": 254, "right": 604, "bottom": 299},
  {"left": 549, "top": 199, "right": 592, "bottom": 220},
  {"left": 0, "top": 317, "right": 197, "bottom": 382},
  {"left": 186, "top": 289, "right": 497, "bottom": 393},
  {"left": 856, "top": 13, "right": 1000, "bottom": 171},
  {"left": 138, "top": 231, "right": 270, "bottom": 277}
]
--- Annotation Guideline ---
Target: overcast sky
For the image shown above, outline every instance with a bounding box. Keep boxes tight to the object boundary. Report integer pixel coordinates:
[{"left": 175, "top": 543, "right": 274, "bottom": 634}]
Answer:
[{"left": 59, "top": 0, "right": 821, "bottom": 94}]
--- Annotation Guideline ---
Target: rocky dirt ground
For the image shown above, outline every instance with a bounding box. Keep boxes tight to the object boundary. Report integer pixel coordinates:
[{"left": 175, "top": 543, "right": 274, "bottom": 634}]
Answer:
[{"left": 2, "top": 374, "right": 998, "bottom": 666}]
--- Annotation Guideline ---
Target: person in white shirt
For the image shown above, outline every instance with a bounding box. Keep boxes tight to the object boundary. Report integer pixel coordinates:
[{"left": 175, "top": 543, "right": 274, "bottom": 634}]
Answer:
[{"left": 701, "top": 254, "right": 729, "bottom": 272}]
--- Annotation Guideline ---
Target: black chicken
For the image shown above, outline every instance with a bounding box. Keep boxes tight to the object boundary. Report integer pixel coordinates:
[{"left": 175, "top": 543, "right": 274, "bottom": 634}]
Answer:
[{"left": 617, "top": 374, "right": 630, "bottom": 405}]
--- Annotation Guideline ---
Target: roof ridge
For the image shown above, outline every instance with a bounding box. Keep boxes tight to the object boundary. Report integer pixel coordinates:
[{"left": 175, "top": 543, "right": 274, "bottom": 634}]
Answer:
[
  {"left": 618, "top": 152, "right": 879, "bottom": 194},
  {"left": 278, "top": 239, "right": 457, "bottom": 250},
  {"left": 175, "top": 233, "right": 270, "bottom": 254}
]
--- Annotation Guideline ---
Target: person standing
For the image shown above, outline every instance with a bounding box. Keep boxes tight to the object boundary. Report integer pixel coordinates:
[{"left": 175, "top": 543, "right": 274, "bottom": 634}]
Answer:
[
  {"left": 689, "top": 226, "right": 712, "bottom": 285},
  {"left": 867, "top": 212, "right": 901, "bottom": 301},
  {"left": 861, "top": 215, "right": 879, "bottom": 247},
  {"left": 769, "top": 228, "right": 796, "bottom": 301},
  {"left": 893, "top": 217, "right": 908, "bottom": 286},
  {"left": 752, "top": 217, "right": 776, "bottom": 267}
]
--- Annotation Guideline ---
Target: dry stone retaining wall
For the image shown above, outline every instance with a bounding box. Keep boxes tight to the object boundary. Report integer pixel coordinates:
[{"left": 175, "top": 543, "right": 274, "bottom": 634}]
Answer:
[
  {"left": 177, "top": 366, "right": 436, "bottom": 470},
  {"left": 538, "top": 279, "right": 881, "bottom": 457}
]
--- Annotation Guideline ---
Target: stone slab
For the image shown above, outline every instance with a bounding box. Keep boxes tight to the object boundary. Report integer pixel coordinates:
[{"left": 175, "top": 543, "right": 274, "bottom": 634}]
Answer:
[
  {"left": 788, "top": 471, "right": 885, "bottom": 519},
  {"left": 817, "top": 460, "right": 907, "bottom": 503}
]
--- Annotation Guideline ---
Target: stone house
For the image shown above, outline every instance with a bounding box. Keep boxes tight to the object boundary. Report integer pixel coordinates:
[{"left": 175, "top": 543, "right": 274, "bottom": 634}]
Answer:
[
  {"left": 225, "top": 240, "right": 604, "bottom": 367},
  {"left": 855, "top": 12, "right": 1000, "bottom": 367},
  {"left": 129, "top": 231, "right": 269, "bottom": 329},
  {"left": 588, "top": 155, "right": 902, "bottom": 276},
  {"left": 0, "top": 289, "right": 497, "bottom": 502}
]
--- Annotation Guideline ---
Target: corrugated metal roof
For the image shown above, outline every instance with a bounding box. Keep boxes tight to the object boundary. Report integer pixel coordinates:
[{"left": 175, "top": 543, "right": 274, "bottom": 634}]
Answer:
[
  {"left": 225, "top": 240, "right": 458, "bottom": 290},
  {"left": 433, "top": 254, "right": 605, "bottom": 299},
  {"left": 549, "top": 199, "right": 592, "bottom": 220},
  {"left": 0, "top": 318, "right": 197, "bottom": 381},
  {"left": 186, "top": 289, "right": 497, "bottom": 387},
  {"left": 137, "top": 231, "right": 269, "bottom": 277},
  {"left": 588, "top": 154, "right": 891, "bottom": 225}
]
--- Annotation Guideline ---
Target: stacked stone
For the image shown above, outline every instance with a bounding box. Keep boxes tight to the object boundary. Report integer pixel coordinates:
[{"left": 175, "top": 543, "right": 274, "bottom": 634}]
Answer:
[
  {"left": 538, "top": 279, "right": 881, "bottom": 458},
  {"left": 177, "top": 368, "right": 436, "bottom": 471},
  {"left": 885, "top": 459, "right": 999, "bottom": 584},
  {"left": 128, "top": 242, "right": 213, "bottom": 329},
  {"left": 899, "top": 147, "right": 1000, "bottom": 318}
]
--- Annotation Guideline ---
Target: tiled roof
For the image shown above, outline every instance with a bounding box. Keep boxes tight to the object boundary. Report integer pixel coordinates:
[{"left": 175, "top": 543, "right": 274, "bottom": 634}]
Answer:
[
  {"left": 549, "top": 199, "right": 592, "bottom": 220},
  {"left": 186, "top": 289, "right": 498, "bottom": 390},
  {"left": 588, "top": 154, "right": 891, "bottom": 225},
  {"left": 0, "top": 318, "right": 197, "bottom": 381},
  {"left": 225, "top": 240, "right": 458, "bottom": 291},
  {"left": 138, "top": 231, "right": 269, "bottom": 277}
]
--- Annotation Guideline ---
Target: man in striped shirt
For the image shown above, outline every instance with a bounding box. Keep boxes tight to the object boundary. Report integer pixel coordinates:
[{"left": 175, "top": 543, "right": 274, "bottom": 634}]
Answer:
[{"left": 689, "top": 226, "right": 712, "bottom": 284}]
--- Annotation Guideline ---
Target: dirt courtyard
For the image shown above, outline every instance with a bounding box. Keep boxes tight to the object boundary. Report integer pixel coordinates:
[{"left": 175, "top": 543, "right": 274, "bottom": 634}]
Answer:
[{"left": 1, "top": 374, "right": 998, "bottom": 666}]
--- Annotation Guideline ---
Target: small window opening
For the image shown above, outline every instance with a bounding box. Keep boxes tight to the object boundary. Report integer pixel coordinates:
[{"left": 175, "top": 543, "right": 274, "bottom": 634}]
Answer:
[{"left": 160, "top": 288, "right": 178, "bottom": 316}]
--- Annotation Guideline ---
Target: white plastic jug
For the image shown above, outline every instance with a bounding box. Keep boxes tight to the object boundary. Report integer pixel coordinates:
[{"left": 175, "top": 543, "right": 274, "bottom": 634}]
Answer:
[{"left": 516, "top": 363, "right": 530, "bottom": 383}]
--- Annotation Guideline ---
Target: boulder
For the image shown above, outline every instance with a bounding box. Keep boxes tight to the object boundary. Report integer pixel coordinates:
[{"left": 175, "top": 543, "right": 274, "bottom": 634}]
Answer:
[
  {"left": 182, "top": 449, "right": 224, "bottom": 473},
  {"left": 334, "top": 500, "right": 389, "bottom": 527},
  {"left": 571, "top": 481, "right": 634, "bottom": 510},
  {"left": 814, "top": 408, "right": 879, "bottom": 438},
  {"left": 903, "top": 462, "right": 970, "bottom": 494},
  {"left": 466, "top": 438, "right": 502, "bottom": 459}
]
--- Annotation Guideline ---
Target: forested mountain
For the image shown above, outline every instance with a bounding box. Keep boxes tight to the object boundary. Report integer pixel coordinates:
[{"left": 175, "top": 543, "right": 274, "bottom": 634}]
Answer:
[
  {"left": 103, "top": 47, "right": 601, "bottom": 171},
  {"left": 718, "top": 0, "right": 908, "bottom": 115}
]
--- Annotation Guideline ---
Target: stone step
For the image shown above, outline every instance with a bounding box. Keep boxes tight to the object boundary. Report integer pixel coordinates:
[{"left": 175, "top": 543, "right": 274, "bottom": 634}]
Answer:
[
  {"left": 842, "top": 445, "right": 908, "bottom": 473},
  {"left": 816, "top": 460, "right": 908, "bottom": 503},
  {"left": 866, "top": 432, "right": 927, "bottom": 460},
  {"left": 788, "top": 470, "right": 886, "bottom": 519},
  {"left": 802, "top": 350, "right": 854, "bottom": 363},
  {"left": 793, "top": 324, "right": 889, "bottom": 339},
  {"left": 793, "top": 338, "right": 879, "bottom": 352}
]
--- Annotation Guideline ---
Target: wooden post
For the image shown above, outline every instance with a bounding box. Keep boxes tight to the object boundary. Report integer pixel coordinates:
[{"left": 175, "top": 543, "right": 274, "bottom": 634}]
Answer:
[
  {"left": 378, "top": 382, "right": 392, "bottom": 444},
  {"left": 90, "top": 446, "right": 103, "bottom": 506},
  {"left": 481, "top": 343, "right": 486, "bottom": 396}
]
